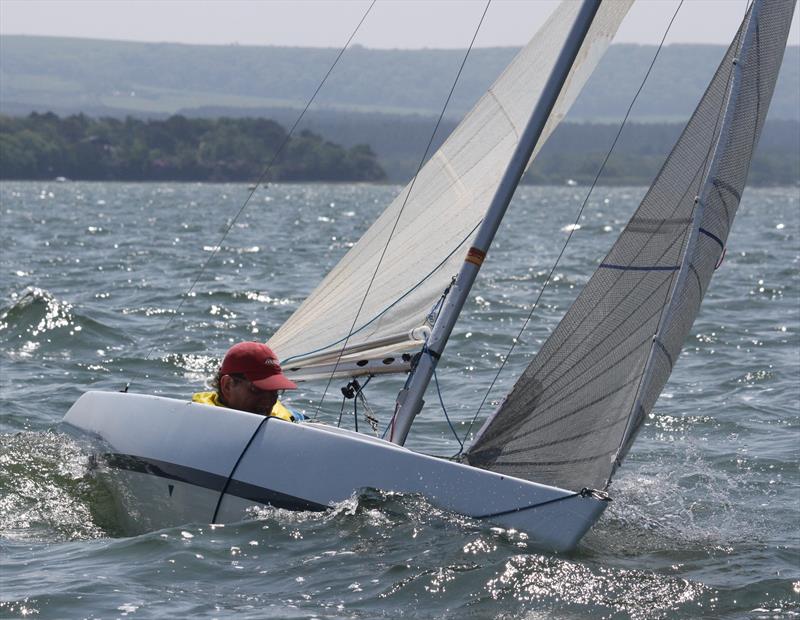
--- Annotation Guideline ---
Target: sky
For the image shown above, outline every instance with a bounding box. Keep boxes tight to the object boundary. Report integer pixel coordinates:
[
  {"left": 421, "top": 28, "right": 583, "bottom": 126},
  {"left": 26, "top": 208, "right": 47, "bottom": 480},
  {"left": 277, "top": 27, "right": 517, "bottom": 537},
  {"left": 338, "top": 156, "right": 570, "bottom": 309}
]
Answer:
[{"left": 1, "top": 0, "right": 798, "bottom": 49}]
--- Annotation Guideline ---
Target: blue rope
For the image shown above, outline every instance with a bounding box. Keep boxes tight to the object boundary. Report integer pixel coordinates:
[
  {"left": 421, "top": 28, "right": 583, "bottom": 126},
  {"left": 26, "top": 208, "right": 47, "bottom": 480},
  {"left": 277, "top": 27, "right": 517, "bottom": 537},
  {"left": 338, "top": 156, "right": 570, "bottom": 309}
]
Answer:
[
  {"left": 379, "top": 350, "right": 463, "bottom": 448},
  {"left": 432, "top": 360, "right": 463, "bottom": 452},
  {"left": 379, "top": 281, "right": 454, "bottom": 442},
  {"left": 424, "top": 282, "right": 462, "bottom": 450}
]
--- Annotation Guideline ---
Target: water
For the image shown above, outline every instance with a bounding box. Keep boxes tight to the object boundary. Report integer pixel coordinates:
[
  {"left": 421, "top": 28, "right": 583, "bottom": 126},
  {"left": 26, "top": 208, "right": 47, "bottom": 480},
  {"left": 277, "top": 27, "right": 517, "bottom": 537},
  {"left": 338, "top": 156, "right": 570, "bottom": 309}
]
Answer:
[{"left": 1, "top": 181, "right": 798, "bottom": 619}]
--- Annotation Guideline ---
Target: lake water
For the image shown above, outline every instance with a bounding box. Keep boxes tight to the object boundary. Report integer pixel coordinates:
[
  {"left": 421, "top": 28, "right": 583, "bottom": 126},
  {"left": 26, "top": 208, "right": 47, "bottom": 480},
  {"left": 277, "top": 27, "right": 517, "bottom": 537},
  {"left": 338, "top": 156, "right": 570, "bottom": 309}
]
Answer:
[{"left": 1, "top": 181, "right": 798, "bottom": 619}]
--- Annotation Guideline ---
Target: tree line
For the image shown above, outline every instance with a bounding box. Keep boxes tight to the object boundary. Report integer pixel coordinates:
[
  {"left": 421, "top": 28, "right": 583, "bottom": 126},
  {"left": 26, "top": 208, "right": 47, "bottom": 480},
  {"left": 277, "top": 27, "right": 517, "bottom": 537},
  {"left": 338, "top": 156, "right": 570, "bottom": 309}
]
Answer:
[
  {"left": 0, "top": 113, "right": 386, "bottom": 182},
  {"left": 209, "top": 107, "right": 797, "bottom": 186},
  {"left": 1, "top": 112, "right": 796, "bottom": 186},
  {"left": 525, "top": 119, "right": 799, "bottom": 186}
]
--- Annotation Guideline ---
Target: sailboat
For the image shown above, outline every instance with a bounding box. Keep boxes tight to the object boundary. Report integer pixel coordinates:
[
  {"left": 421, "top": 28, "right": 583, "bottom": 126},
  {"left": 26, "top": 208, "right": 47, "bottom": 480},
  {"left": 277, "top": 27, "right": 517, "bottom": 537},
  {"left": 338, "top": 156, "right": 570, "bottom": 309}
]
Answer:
[{"left": 63, "top": 0, "right": 796, "bottom": 552}]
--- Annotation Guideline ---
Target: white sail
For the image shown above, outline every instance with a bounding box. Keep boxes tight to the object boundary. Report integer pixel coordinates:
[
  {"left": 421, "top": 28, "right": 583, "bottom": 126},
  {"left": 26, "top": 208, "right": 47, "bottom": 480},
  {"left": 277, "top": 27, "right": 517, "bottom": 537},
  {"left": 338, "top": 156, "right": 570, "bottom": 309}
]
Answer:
[{"left": 268, "top": 0, "right": 632, "bottom": 378}]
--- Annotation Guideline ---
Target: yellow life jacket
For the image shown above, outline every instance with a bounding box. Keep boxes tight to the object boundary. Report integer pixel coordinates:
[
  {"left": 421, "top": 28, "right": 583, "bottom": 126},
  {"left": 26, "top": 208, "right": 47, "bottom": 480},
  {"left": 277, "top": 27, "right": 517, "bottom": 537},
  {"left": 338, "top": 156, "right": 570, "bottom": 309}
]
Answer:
[{"left": 191, "top": 391, "right": 298, "bottom": 422}]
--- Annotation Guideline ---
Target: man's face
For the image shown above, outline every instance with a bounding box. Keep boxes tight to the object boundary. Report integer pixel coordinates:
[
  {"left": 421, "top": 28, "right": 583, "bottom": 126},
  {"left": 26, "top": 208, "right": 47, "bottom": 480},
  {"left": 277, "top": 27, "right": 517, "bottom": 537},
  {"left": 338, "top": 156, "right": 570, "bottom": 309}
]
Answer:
[{"left": 220, "top": 374, "right": 279, "bottom": 416}]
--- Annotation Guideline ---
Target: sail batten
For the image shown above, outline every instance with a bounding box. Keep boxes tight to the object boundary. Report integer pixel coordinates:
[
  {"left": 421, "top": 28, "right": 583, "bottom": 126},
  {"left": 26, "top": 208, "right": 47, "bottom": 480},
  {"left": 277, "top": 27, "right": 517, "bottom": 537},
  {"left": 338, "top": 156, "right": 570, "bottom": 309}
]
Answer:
[{"left": 466, "top": 0, "right": 796, "bottom": 492}]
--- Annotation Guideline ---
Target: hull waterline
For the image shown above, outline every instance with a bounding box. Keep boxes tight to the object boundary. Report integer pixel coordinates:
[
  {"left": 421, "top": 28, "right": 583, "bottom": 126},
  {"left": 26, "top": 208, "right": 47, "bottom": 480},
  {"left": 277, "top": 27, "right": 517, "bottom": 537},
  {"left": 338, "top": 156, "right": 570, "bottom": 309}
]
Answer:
[{"left": 63, "top": 391, "right": 608, "bottom": 552}]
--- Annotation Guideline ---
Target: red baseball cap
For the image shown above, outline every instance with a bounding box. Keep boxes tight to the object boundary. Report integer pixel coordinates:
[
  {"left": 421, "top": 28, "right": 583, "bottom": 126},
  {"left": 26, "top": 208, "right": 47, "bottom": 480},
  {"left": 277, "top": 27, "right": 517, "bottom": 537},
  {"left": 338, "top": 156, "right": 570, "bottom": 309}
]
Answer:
[{"left": 220, "top": 342, "right": 297, "bottom": 391}]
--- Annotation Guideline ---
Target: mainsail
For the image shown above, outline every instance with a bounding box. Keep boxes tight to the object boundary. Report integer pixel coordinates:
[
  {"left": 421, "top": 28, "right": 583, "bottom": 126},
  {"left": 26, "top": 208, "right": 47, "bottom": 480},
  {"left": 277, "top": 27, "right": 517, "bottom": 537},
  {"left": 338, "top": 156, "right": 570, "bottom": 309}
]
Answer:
[
  {"left": 467, "top": 0, "right": 796, "bottom": 492},
  {"left": 268, "top": 1, "right": 632, "bottom": 378}
]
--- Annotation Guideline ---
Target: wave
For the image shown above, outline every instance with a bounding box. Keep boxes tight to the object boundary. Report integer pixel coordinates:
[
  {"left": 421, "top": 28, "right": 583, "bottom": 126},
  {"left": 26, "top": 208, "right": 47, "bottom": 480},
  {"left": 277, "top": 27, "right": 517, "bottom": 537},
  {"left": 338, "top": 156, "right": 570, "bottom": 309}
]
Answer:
[
  {"left": 0, "top": 431, "right": 116, "bottom": 543},
  {"left": 0, "top": 287, "right": 120, "bottom": 352}
]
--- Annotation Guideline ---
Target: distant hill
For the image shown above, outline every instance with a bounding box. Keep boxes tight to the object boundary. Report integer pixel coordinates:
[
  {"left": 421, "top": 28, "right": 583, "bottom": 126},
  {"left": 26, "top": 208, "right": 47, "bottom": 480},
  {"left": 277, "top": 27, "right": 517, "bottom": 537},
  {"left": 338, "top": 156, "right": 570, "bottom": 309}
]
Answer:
[
  {"left": 1, "top": 36, "right": 797, "bottom": 186},
  {"left": 1, "top": 36, "right": 798, "bottom": 122}
]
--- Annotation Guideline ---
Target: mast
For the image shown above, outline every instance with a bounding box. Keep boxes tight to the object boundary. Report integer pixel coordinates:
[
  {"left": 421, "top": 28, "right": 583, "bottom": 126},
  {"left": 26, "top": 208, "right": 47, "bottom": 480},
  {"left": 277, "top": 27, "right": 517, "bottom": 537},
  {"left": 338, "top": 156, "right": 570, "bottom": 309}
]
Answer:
[{"left": 390, "top": 0, "right": 602, "bottom": 446}]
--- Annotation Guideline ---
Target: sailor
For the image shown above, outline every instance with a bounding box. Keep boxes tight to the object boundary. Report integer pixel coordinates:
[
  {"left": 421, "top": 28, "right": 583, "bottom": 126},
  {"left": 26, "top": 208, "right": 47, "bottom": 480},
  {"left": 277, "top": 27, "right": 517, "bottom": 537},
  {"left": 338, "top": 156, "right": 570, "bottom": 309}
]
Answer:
[{"left": 193, "top": 341, "right": 303, "bottom": 422}]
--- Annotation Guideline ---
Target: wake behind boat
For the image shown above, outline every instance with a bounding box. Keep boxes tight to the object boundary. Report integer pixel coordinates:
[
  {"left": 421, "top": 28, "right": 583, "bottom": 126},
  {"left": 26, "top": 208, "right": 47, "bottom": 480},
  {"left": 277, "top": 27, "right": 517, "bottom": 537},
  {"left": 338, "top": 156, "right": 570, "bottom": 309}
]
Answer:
[{"left": 63, "top": 0, "right": 796, "bottom": 552}]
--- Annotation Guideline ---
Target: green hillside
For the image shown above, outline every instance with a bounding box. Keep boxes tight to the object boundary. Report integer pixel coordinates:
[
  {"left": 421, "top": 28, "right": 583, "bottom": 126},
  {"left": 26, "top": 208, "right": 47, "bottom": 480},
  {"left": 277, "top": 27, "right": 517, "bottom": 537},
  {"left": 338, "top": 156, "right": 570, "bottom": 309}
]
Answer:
[{"left": 1, "top": 36, "right": 798, "bottom": 122}]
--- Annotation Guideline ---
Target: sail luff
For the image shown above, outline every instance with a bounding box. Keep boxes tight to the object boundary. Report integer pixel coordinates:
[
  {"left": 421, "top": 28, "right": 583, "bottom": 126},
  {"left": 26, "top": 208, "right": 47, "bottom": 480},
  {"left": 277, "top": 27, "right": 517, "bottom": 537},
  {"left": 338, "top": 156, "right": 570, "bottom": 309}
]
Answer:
[
  {"left": 610, "top": 0, "right": 763, "bottom": 479},
  {"left": 389, "top": 0, "right": 604, "bottom": 446}
]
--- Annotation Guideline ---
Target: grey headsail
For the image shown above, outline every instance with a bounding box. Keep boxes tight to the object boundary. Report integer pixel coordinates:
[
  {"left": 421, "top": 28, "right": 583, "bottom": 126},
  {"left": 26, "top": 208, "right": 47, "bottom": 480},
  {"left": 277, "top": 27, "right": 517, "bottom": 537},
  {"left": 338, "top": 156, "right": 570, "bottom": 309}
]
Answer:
[{"left": 466, "top": 0, "right": 796, "bottom": 492}]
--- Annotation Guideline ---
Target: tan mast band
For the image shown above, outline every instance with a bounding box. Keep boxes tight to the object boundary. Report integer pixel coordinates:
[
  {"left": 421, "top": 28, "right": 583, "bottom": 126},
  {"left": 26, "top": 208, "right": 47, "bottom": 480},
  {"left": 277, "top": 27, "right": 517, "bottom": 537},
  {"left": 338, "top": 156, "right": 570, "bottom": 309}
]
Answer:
[{"left": 465, "top": 247, "right": 486, "bottom": 267}]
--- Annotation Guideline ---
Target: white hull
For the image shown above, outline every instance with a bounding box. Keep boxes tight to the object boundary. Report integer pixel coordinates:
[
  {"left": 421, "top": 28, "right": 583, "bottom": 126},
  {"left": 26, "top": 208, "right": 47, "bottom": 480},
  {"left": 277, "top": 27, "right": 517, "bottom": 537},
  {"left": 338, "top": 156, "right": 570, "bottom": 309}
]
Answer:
[{"left": 63, "top": 391, "right": 608, "bottom": 552}]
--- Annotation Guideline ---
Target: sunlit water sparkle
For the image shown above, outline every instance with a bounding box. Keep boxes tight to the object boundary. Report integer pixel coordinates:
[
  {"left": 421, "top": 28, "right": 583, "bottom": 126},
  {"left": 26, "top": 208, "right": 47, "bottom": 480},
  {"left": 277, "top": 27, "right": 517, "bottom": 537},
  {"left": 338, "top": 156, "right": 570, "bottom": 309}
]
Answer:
[{"left": 1, "top": 182, "right": 798, "bottom": 619}]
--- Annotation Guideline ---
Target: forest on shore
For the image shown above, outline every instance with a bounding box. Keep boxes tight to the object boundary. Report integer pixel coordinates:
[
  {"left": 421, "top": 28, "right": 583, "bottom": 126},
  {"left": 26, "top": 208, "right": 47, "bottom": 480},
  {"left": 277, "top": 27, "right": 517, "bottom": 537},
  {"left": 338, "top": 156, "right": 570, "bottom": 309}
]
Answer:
[
  {"left": 0, "top": 112, "right": 797, "bottom": 185},
  {"left": 0, "top": 113, "right": 386, "bottom": 182}
]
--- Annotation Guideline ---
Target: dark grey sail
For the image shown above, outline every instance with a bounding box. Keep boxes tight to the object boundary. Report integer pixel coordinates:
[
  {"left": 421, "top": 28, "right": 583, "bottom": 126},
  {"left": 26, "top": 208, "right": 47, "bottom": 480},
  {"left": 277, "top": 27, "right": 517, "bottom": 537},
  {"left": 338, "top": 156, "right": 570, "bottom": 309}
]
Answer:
[{"left": 466, "top": 0, "right": 796, "bottom": 492}]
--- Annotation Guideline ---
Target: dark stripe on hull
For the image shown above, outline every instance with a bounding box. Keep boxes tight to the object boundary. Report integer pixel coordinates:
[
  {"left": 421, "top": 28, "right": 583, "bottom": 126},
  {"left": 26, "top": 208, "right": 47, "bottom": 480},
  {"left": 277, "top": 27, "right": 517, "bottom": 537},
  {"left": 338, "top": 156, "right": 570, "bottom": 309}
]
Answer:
[
  {"left": 102, "top": 453, "right": 327, "bottom": 512},
  {"left": 225, "top": 480, "right": 326, "bottom": 512},
  {"left": 103, "top": 453, "right": 227, "bottom": 490}
]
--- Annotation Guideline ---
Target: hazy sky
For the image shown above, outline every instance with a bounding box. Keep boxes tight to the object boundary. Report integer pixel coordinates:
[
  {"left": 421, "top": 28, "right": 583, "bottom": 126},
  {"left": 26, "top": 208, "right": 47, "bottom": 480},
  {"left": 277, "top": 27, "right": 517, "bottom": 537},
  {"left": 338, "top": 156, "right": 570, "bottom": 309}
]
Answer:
[{"left": 1, "top": 1, "right": 798, "bottom": 49}]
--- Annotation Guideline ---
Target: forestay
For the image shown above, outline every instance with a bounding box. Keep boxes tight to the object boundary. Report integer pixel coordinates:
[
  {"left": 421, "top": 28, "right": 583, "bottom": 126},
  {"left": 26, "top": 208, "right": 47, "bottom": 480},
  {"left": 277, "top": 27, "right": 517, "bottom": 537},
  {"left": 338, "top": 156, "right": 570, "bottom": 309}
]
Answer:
[
  {"left": 466, "top": 0, "right": 796, "bottom": 492},
  {"left": 268, "top": 1, "right": 632, "bottom": 377}
]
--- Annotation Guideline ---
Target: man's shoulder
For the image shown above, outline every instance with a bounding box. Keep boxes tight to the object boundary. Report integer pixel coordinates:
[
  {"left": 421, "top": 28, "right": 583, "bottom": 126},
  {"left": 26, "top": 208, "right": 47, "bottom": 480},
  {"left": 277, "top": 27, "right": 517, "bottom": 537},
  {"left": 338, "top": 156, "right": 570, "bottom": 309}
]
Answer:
[
  {"left": 192, "top": 391, "right": 223, "bottom": 406},
  {"left": 272, "top": 400, "right": 305, "bottom": 422}
]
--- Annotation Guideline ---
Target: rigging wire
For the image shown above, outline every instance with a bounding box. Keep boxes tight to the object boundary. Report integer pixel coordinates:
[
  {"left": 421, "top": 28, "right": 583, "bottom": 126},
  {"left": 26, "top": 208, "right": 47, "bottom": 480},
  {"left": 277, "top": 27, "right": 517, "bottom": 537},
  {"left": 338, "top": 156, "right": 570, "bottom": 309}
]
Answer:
[
  {"left": 312, "top": 0, "right": 493, "bottom": 418},
  {"left": 137, "top": 0, "right": 377, "bottom": 373},
  {"left": 458, "top": 0, "right": 687, "bottom": 452}
]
